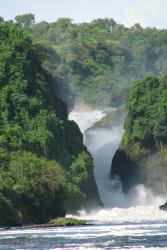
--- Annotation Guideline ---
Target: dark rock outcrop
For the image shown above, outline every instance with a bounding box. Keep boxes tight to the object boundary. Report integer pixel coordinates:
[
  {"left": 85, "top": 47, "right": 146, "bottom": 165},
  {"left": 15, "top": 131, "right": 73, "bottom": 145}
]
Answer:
[
  {"left": 110, "top": 76, "right": 167, "bottom": 196},
  {"left": 111, "top": 149, "right": 142, "bottom": 192},
  {"left": 159, "top": 201, "right": 167, "bottom": 211}
]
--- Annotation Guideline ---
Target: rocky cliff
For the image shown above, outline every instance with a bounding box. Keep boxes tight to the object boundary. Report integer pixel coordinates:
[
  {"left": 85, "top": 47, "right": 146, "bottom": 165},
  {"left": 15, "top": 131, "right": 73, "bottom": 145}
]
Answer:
[{"left": 111, "top": 76, "right": 167, "bottom": 196}]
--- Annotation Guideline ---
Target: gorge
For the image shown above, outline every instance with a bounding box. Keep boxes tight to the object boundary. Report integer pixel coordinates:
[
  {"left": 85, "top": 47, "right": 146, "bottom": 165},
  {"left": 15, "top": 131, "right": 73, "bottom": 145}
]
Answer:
[
  {"left": 1, "top": 13, "right": 167, "bottom": 250},
  {"left": 2, "top": 103, "right": 167, "bottom": 249},
  {"left": 69, "top": 103, "right": 167, "bottom": 213}
]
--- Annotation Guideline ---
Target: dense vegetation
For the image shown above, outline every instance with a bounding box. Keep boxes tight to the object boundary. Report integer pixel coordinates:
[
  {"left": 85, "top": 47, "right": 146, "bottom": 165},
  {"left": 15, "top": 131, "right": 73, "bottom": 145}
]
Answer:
[
  {"left": 0, "top": 19, "right": 100, "bottom": 225},
  {"left": 14, "top": 14, "right": 167, "bottom": 108},
  {"left": 123, "top": 75, "right": 167, "bottom": 150},
  {"left": 111, "top": 75, "right": 167, "bottom": 194},
  {"left": 48, "top": 217, "right": 86, "bottom": 227},
  {"left": 2, "top": 13, "right": 167, "bottom": 223}
]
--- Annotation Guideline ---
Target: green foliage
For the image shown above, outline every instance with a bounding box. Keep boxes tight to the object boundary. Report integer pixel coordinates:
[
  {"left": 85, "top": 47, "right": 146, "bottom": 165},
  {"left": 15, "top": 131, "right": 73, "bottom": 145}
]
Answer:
[
  {"left": 0, "top": 151, "right": 67, "bottom": 224},
  {"left": 112, "top": 75, "right": 167, "bottom": 194},
  {"left": 49, "top": 217, "right": 86, "bottom": 226},
  {"left": 64, "top": 152, "right": 95, "bottom": 211},
  {"left": 64, "top": 183, "right": 85, "bottom": 211},
  {"left": 29, "top": 16, "right": 167, "bottom": 107},
  {"left": 123, "top": 75, "right": 167, "bottom": 149},
  {"left": 70, "top": 152, "right": 93, "bottom": 189},
  {"left": 15, "top": 14, "right": 35, "bottom": 27},
  {"left": 0, "top": 20, "right": 99, "bottom": 224}
]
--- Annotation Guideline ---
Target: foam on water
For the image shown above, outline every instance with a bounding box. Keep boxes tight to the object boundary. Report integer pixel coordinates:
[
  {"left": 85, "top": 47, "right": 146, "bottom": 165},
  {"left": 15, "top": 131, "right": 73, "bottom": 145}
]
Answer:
[
  {"left": 68, "top": 108, "right": 167, "bottom": 224},
  {"left": 70, "top": 203, "right": 167, "bottom": 224},
  {"left": 1, "top": 108, "right": 164, "bottom": 250},
  {"left": 68, "top": 110, "right": 106, "bottom": 133},
  {"left": 1, "top": 221, "right": 167, "bottom": 249}
]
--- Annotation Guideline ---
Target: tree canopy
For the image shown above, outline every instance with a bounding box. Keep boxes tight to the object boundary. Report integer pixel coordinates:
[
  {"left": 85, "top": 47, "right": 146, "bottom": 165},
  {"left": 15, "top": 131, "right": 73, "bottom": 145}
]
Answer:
[
  {"left": 27, "top": 16, "right": 167, "bottom": 107},
  {"left": 15, "top": 13, "right": 35, "bottom": 27},
  {"left": 123, "top": 75, "right": 167, "bottom": 149},
  {"left": 0, "top": 19, "right": 100, "bottom": 225}
]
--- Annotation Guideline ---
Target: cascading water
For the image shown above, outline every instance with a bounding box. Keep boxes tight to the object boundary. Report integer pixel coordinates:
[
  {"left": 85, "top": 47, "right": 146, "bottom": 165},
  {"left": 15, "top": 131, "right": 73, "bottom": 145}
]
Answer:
[
  {"left": 1, "top": 107, "right": 167, "bottom": 250},
  {"left": 69, "top": 108, "right": 125, "bottom": 207},
  {"left": 68, "top": 107, "right": 167, "bottom": 221}
]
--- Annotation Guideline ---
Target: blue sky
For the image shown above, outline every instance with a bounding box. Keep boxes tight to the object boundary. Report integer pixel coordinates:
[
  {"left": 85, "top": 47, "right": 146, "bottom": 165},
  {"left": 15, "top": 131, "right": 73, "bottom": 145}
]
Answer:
[{"left": 0, "top": 0, "right": 167, "bottom": 28}]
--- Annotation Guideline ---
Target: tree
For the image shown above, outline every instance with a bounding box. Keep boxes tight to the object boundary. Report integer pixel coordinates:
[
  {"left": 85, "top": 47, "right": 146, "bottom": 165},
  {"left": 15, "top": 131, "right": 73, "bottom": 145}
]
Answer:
[
  {"left": 15, "top": 13, "right": 35, "bottom": 27},
  {"left": 0, "top": 19, "right": 100, "bottom": 224},
  {"left": 30, "top": 16, "right": 167, "bottom": 108}
]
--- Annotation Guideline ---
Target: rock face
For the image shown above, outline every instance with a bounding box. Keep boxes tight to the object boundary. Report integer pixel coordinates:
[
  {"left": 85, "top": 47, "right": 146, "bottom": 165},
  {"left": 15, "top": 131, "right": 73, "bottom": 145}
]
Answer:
[
  {"left": 159, "top": 201, "right": 167, "bottom": 211},
  {"left": 111, "top": 147, "right": 167, "bottom": 195},
  {"left": 111, "top": 149, "right": 141, "bottom": 193},
  {"left": 111, "top": 76, "right": 167, "bottom": 196}
]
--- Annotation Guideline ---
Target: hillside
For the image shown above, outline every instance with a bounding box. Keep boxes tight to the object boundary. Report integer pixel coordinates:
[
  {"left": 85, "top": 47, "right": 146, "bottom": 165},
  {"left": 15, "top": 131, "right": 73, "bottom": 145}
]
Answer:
[
  {"left": 0, "top": 19, "right": 101, "bottom": 225},
  {"left": 111, "top": 75, "right": 167, "bottom": 195},
  {"left": 26, "top": 16, "right": 167, "bottom": 108}
]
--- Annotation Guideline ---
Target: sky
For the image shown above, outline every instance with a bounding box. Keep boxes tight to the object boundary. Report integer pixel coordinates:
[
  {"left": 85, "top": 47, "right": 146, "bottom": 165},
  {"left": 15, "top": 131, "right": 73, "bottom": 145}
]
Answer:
[{"left": 0, "top": 0, "right": 167, "bottom": 29}]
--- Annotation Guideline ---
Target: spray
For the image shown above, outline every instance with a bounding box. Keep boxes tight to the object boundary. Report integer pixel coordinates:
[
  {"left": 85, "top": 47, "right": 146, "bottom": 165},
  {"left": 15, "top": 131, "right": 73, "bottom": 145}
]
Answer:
[{"left": 68, "top": 107, "right": 166, "bottom": 221}]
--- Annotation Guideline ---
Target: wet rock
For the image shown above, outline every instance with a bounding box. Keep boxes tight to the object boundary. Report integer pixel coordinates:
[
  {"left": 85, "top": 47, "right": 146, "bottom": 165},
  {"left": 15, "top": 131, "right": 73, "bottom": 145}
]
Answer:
[{"left": 159, "top": 201, "right": 167, "bottom": 211}]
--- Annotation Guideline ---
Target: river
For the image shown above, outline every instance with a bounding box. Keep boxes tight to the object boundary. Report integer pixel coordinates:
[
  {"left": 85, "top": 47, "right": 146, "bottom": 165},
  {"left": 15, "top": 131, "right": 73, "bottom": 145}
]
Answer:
[{"left": 1, "top": 109, "right": 167, "bottom": 250}]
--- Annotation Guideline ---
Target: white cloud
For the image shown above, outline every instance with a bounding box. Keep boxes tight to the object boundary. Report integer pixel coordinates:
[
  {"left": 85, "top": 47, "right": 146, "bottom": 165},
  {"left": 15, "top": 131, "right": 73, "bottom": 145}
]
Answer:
[
  {"left": 123, "top": 0, "right": 167, "bottom": 28},
  {"left": 1, "top": 0, "right": 167, "bottom": 29}
]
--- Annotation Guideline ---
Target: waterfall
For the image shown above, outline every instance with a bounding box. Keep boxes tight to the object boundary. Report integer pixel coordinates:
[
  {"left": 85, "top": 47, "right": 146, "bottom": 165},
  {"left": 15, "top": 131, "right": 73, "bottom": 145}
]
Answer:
[
  {"left": 68, "top": 107, "right": 125, "bottom": 207},
  {"left": 68, "top": 107, "right": 166, "bottom": 221}
]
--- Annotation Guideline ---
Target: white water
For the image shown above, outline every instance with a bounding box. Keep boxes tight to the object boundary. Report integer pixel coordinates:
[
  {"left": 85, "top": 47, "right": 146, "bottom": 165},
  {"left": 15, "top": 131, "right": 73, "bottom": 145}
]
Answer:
[
  {"left": 68, "top": 109, "right": 167, "bottom": 223},
  {"left": 1, "top": 221, "right": 167, "bottom": 249},
  {"left": 1, "top": 109, "right": 167, "bottom": 249},
  {"left": 69, "top": 109, "right": 124, "bottom": 207}
]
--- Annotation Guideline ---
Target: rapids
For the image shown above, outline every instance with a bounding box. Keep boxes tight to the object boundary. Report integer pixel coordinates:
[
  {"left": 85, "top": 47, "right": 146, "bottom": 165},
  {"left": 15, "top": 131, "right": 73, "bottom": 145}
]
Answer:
[
  {"left": 68, "top": 108, "right": 167, "bottom": 223},
  {"left": 0, "top": 108, "right": 167, "bottom": 250}
]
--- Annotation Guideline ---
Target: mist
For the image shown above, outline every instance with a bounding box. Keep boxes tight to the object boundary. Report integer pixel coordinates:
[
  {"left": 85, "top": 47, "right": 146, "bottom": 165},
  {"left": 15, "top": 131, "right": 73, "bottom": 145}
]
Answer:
[
  {"left": 85, "top": 122, "right": 124, "bottom": 207},
  {"left": 69, "top": 104, "right": 167, "bottom": 214}
]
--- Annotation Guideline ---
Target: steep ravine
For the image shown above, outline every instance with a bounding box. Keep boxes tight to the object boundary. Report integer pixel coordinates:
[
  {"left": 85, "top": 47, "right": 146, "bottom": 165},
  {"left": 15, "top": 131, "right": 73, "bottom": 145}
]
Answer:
[
  {"left": 69, "top": 103, "right": 167, "bottom": 215},
  {"left": 69, "top": 107, "right": 128, "bottom": 207}
]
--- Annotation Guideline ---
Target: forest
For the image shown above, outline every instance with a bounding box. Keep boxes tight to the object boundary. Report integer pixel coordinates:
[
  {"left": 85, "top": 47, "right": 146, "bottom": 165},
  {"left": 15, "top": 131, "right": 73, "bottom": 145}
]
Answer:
[
  {"left": 0, "top": 18, "right": 100, "bottom": 225},
  {"left": 1, "top": 13, "right": 167, "bottom": 225},
  {"left": 26, "top": 14, "right": 167, "bottom": 108}
]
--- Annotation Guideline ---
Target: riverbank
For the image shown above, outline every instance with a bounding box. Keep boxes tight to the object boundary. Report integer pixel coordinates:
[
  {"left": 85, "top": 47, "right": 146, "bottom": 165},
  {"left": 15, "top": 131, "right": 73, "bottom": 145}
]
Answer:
[{"left": 1, "top": 217, "right": 87, "bottom": 230}]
